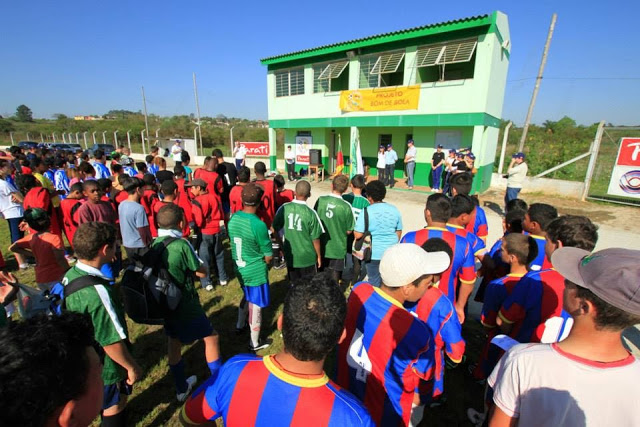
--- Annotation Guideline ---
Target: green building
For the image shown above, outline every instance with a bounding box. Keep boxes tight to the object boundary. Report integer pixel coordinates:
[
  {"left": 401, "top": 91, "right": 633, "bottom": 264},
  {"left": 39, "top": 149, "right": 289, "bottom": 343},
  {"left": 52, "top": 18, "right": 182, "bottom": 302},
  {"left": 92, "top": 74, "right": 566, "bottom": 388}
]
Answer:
[{"left": 260, "top": 11, "right": 510, "bottom": 193}]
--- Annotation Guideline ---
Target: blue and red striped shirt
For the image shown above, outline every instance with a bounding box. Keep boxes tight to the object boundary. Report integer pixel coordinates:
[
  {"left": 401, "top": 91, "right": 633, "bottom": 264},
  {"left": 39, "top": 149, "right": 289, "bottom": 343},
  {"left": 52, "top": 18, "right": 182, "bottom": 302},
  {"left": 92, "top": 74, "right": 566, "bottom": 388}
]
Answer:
[
  {"left": 529, "top": 234, "right": 552, "bottom": 271},
  {"left": 446, "top": 223, "right": 486, "bottom": 259},
  {"left": 182, "top": 354, "right": 373, "bottom": 426},
  {"left": 336, "top": 282, "right": 432, "bottom": 426},
  {"left": 465, "top": 205, "right": 489, "bottom": 242},
  {"left": 481, "top": 273, "right": 525, "bottom": 328},
  {"left": 401, "top": 227, "right": 476, "bottom": 305}
]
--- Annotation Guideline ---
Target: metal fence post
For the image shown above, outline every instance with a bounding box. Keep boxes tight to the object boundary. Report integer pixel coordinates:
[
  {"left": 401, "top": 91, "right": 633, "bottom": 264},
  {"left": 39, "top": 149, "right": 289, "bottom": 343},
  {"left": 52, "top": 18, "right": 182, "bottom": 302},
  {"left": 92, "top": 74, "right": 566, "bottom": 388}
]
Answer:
[
  {"left": 581, "top": 120, "right": 606, "bottom": 201},
  {"left": 498, "top": 121, "right": 512, "bottom": 174}
]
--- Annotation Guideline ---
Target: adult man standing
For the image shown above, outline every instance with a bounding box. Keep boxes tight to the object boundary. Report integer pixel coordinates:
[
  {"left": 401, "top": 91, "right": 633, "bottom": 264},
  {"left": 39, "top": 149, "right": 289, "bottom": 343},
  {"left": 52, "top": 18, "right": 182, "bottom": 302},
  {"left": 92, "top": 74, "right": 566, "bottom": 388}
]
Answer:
[
  {"left": 212, "top": 148, "right": 237, "bottom": 222},
  {"left": 504, "top": 152, "right": 528, "bottom": 206},
  {"left": 489, "top": 247, "right": 640, "bottom": 426},
  {"left": 232, "top": 142, "right": 247, "bottom": 170},
  {"left": 404, "top": 139, "right": 417, "bottom": 189},
  {"left": 431, "top": 144, "right": 445, "bottom": 192},
  {"left": 171, "top": 140, "right": 183, "bottom": 167},
  {"left": 384, "top": 143, "right": 398, "bottom": 188},
  {"left": 284, "top": 145, "right": 296, "bottom": 181}
]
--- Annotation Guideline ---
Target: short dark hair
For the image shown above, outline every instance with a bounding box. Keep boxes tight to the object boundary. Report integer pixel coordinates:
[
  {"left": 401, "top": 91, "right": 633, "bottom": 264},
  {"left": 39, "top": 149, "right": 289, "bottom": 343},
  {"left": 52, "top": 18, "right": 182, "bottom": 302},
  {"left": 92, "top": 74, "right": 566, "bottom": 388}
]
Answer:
[
  {"left": 31, "top": 157, "right": 43, "bottom": 169},
  {"left": 506, "top": 198, "right": 528, "bottom": 213},
  {"left": 122, "top": 177, "right": 143, "bottom": 194},
  {"left": 295, "top": 180, "right": 311, "bottom": 198},
  {"left": 97, "top": 178, "right": 112, "bottom": 192},
  {"left": 282, "top": 273, "right": 347, "bottom": 361},
  {"left": 136, "top": 162, "right": 147, "bottom": 172},
  {"left": 451, "top": 194, "right": 475, "bottom": 217},
  {"left": 241, "top": 183, "right": 263, "bottom": 206},
  {"left": 173, "top": 165, "right": 185, "bottom": 177},
  {"left": 505, "top": 209, "right": 526, "bottom": 233},
  {"left": 73, "top": 222, "right": 117, "bottom": 260},
  {"left": 273, "top": 174, "right": 285, "bottom": 189},
  {"left": 23, "top": 208, "right": 51, "bottom": 233},
  {"left": 528, "top": 203, "right": 558, "bottom": 231},
  {"left": 161, "top": 179, "right": 178, "bottom": 195},
  {"left": 450, "top": 173, "right": 472, "bottom": 195},
  {"left": 78, "top": 161, "right": 95, "bottom": 176},
  {"left": 150, "top": 146, "right": 159, "bottom": 154},
  {"left": 212, "top": 148, "right": 223, "bottom": 158},
  {"left": 82, "top": 179, "right": 99, "bottom": 192},
  {"left": 142, "top": 173, "right": 156, "bottom": 187},
  {"left": 93, "top": 149, "right": 104, "bottom": 159},
  {"left": 156, "top": 203, "right": 183, "bottom": 229},
  {"left": 0, "top": 312, "right": 98, "bottom": 427},
  {"left": 145, "top": 154, "right": 154, "bottom": 164},
  {"left": 546, "top": 215, "right": 598, "bottom": 251},
  {"left": 254, "top": 161, "right": 267, "bottom": 175},
  {"left": 574, "top": 283, "right": 640, "bottom": 331},
  {"left": 237, "top": 166, "right": 250, "bottom": 183},
  {"left": 16, "top": 174, "right": 38, "bottom": 194},
  {"left": 110, "top": 163, "right": 123, "bottom": 175},
  {"left": 54, "top": 157, "right": 66, "bottom": 168},
  {"left": 350, "top": 174, "right": 366, "bottom": 190},
  {"left": 426, "top": 193, "right": 452, "bottom": 223},
  {"left": 421, "top": 237, "right": 453, "bottom": 270},
  {"left": 503, "top": 233, "right": 538, "bottom": 265},
  {"left": 332, "top": 175, "right": 349, "bottom": 193},
  {"left": 365, "top": 180, "right": 386, "bottom": 202},
  {"left": 69, "top": 182, "right": 84, "bottom": 193}
]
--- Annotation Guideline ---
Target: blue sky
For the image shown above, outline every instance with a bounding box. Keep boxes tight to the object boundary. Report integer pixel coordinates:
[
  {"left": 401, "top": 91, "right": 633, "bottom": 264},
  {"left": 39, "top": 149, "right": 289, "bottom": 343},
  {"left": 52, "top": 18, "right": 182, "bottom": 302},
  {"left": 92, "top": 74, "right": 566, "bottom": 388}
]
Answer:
[{"left": 1, "top": 0, "right": 638, "bottom": 125}]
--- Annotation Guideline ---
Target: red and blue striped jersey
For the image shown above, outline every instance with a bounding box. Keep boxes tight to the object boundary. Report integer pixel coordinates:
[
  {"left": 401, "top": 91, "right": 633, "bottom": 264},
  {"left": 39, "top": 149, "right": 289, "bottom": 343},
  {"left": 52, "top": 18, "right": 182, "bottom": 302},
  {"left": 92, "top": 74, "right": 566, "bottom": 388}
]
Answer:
[
  {"left": 446, "top": 223, "right": 486, "bottom": 259},
  {"left": 406, "top": 287, "right": 465, "bottom": 398},
  {"left": 465, "top": 205, "right": 488, "bottom": 242},
  {"left": 499, "top": 268, "right": 571, "bottom": 343},
  {"left": 401, "top": 227, "right": 476, "bottom": 304},
  {"left": 182, "top": 355, "right": 373, "bottom": 426},
  {"left": 529, "top": 234, "right": 552, "bottom": 271},
  {"left": 481, "top": 274, "right": 525, "bottom": 328},
  {"left": 336, "top": 282, "right": 432, "bottom": 426}
]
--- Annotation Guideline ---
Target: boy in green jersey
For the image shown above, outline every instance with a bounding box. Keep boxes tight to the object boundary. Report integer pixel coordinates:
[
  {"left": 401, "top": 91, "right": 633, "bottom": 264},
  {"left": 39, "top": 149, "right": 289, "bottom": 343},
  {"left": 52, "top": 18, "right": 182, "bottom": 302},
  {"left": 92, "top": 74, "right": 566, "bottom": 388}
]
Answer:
[
  {"left": 152, "top": 203, "right": 222, "bottom": 402},
  {"left": 343, "top": 174, "right": 371, "bottom": 285},
  {"left": 63, "top": 222, "right": 142, "bottom": 426},
  {"left": 273, "top": 180, "right": 324, "bottom": 283},
  {"left": 314, "top": 175, "right": 355, "bottom": 283},
  {"left": 228, "top": 183, "right": 273, "bottom": 351}
]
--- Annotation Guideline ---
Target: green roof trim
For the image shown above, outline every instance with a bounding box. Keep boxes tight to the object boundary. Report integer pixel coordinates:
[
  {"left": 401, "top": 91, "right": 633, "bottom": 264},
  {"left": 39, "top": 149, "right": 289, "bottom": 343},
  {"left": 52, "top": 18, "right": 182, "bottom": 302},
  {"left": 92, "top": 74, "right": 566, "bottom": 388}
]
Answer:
[{"left": 260, "top": 13, "right": 496, "bottom": 65}]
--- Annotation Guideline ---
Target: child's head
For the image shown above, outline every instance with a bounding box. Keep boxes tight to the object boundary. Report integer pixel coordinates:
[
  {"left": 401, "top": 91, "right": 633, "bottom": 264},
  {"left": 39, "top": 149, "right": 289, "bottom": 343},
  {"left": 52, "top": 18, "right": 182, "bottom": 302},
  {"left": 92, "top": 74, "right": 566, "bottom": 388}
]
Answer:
[
  {"left": 97, "top": 178, "right": 112, "bottom": 195},
  {"left": 23, "top": 208, "right": 51, "bottom": 233},
  {"left": 78, "top": 161, "right": 95, "bottom": 178},
  {"left": 506, "top": 198, "right": 528, "bottom": 214},
  {"left": 450, "top": 194, "right": 475, "bottom": 225},
  {"left": 156, "top": 203, "right": 184, "bottom": 231},
  {"left": 544, "top": 215, "right": 598, "bottom": 260},
  {"left": 173, "top": 165, "right": 185, "bottom": 179},
  {"left": 73, "top": 222, "right": 117, "bottom": 263},
  {"left": 274, "top": 174, "right": 286, "bottom": 190},
  {"left": 241, "top": 183, "right": 263, "bottom": 208},
  {"left": 161, "top": 179, "right": 178, "bottom": 198},
  {"left": 122, "top": 177, "right": 143, "bottom": 196},
  {"left": 54, "top": 157, "right": 66, "bottom": 170},
  {"left": 186, "top": 179, "right": 207, "bottom": 197},
  {"left": 294, "top": 180, "right": 311, "bottom": 200},
  {"left": 181, "top": 151, "right": 190, "bottom": 166},
  {"left": 332, "top": 175, "right": 349, "bottom": 194},
  {"left": 501, "top": 233, "right": 537, "bottom": 266},
  {"left": 145, "top": 155, "right": 154, "bottom": 164},
  {"left": 142, "top": 174, "right": 156, "bottom": 189},
  {"left": 237, "top": 166, "right": 250, "bottom": 183},
  {"left": 425, "top": 193, "right": 452, "bottom": 223},
  {"left": 254, "top": 161, "right": 267, "bottom": 176},
  {"left": 68, "top": 183, "right": 84, "bottom": 199},
  {"left": 450, "top": 173, "right": 472, "bottom": 196},
  {"left": 16, "top": 174, "right": 39, "bottom": 195},
  {"left": 350, "top": 174, "right": 366, "bottom": 193},
  {"left": 421, "top": 237, "right": 453, "bottom": 274},
  {"left": 136, "top": 162, "right": 147, "bottom": 174},
  {"left": 524, "top": 203, "right": 558, "bottom": 235},
  {"left": 504, "top": 209, "right": 526, "bottom": 233},
  {"left": 110, "top": 164, "right": 122, "bottom": 176},
  {"left": 82, "top": 180, "right": 101, "bottom": 203}
]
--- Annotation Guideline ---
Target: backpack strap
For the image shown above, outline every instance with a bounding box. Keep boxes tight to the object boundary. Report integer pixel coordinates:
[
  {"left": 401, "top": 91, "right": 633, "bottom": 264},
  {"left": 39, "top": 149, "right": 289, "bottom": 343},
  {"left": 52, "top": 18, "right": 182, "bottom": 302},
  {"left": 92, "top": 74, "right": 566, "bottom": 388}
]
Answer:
[
  {"left": 364, "top": 207, "right": 369, "bottom": 233},
  {"left": 63, "top": 275, "right": 110, "bottom": 300}
]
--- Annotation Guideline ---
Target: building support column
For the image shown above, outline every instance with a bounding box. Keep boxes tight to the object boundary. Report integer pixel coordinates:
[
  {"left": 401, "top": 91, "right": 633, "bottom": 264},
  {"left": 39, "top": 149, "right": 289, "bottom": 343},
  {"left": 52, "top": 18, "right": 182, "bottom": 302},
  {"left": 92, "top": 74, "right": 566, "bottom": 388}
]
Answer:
[{"left": 268, "top": 127, "right": 277, "bottom": 172}]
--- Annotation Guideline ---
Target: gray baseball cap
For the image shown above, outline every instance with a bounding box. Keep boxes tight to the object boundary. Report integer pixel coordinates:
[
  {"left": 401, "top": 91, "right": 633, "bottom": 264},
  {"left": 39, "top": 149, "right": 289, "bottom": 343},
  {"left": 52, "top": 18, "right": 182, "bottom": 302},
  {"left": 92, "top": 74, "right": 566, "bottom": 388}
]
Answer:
[{"left": 552, "top": 247, "right": 640, "bottom": 316}]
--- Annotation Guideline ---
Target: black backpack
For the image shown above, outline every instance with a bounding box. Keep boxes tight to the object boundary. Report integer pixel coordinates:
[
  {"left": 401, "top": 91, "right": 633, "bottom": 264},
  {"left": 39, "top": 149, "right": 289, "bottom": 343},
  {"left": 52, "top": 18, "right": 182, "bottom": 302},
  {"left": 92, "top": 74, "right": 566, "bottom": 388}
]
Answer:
[{"left": 120, "top": 237, "right": 183, "bottom": 325}]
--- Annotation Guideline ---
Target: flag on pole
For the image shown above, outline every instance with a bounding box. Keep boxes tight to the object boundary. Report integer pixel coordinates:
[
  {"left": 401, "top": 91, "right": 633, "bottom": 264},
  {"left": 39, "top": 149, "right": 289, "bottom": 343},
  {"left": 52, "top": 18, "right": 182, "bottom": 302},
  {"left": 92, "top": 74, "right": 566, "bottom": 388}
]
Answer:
[
  {"left": 335, "top": 134, "right": 344, "bottom": 175},
  {"left": 350, "top": 127, "right": 364, "bottom": 178}
]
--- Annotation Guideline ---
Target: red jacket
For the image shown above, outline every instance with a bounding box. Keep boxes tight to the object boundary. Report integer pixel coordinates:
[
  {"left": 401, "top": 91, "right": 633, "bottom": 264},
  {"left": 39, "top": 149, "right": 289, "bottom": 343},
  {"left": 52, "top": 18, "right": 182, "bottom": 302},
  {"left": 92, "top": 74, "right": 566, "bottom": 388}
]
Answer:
[
  {"left": 23, "top": 187, "right": 62, "bottom": 237},
  {"left": 60, "top": 198, "right": 83, "bottom": 247},
  {"left": 152, "top": 200, "right": 190, "bottom": 238},
  {"left": 191, "top": 192, "right": 223, "bottom": 235}
]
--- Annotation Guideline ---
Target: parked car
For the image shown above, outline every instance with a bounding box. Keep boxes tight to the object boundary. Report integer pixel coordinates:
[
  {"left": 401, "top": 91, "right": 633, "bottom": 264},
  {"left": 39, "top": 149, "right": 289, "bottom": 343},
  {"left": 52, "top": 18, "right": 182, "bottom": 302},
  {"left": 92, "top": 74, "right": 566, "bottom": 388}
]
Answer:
[
  {"left": 17, "top": 141, "right": 39, "bottom": 150},
  {"left": 87, "top": 144, "right": 116, "bottom": 159},
  {"left": 49, "top": 143, "right": 77, "bottom": 153},
  {"left": 67, "top": 143, "right": 83, "bottom": 152}
]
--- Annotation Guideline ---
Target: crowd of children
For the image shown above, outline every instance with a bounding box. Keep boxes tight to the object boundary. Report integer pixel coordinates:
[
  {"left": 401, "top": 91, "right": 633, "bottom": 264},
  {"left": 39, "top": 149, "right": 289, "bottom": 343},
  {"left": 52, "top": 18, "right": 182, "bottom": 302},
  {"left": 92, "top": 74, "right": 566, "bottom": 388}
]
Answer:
[{"left": 0, "top": 143, "right": 639, "bottom": 427}]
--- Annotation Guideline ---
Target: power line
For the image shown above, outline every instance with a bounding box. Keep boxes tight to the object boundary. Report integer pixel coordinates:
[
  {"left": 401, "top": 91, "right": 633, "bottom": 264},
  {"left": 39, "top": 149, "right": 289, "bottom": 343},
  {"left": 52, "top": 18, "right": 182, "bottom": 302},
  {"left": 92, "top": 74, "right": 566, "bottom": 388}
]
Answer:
[{"left": 509, "top": 76, "right": 640, "bottom": 82}]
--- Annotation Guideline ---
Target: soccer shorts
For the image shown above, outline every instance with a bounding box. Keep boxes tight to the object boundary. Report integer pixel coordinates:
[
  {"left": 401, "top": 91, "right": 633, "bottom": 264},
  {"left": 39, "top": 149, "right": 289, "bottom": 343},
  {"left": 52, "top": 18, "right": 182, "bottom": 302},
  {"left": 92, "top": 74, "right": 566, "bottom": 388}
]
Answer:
[
  {"left": 103, "top": 380, "right": 132, "bottom": 410},
  {"left": 323, "top": 258, "right": 345, "bottom": 272},
  {"left": 164, "top": 313, "right": 216, "bottom": 344},
  {"left": 242, "top": 283, "right": 270, "bottom": 308}
]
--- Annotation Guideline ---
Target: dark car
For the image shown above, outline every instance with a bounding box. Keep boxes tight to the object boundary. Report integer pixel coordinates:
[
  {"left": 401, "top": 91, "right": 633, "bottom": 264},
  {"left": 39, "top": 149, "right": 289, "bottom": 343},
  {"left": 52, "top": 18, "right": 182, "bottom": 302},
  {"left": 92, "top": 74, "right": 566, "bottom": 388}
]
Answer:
[
  {"left": 17, "top": 141, "right": 39, "bottom": 150},
  {"left": 87, "top": 144, "right": 116, "bottom": 159},
  {"left": 49, "top": 143, "right": 78, "bottom": 153},
  {"left": 67, "top": 143, "right": 83, "bottom": 152}
]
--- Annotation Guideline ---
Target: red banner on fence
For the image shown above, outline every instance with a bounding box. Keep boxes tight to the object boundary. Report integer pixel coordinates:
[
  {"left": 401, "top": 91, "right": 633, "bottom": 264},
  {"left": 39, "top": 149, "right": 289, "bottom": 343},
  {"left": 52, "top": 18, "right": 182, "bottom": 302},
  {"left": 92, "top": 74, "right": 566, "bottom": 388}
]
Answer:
[{"left": 238, "top": 142, "right": 270, "bottom": 157}]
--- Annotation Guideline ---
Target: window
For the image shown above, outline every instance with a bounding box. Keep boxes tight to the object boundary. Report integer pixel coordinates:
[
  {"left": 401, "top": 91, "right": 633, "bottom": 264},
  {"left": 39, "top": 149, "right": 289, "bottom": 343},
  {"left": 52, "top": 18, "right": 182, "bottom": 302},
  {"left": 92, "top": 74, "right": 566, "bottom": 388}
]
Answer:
[
  {"left": 359, "top": 51, "right": 405, "bottom": 88},
  {"left": 435, "top": 130, "right": 463, "bottom": 150},
  {"left": 415, "top": 38, "right": 477, "bottom": 83},
  {"left": 313, "top": 61, "right": 349, "bottom": 93},
  {"left": 275, "top": 68, "right": 305, "bottom": 97},
  {"left": 379, "top": 134, "right": 392, "bottom": 146}
]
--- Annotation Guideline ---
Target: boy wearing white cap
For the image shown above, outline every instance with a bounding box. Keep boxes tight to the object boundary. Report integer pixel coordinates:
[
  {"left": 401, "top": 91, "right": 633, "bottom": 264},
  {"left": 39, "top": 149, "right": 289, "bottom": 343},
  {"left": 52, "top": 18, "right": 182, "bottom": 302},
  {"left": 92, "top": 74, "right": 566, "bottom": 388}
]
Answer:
[
  {"left": 489, "top": 248, "right": 640, "bottom": 426},
  {"left": 336, "top": 243, "right": 450, "bottom": 426}
]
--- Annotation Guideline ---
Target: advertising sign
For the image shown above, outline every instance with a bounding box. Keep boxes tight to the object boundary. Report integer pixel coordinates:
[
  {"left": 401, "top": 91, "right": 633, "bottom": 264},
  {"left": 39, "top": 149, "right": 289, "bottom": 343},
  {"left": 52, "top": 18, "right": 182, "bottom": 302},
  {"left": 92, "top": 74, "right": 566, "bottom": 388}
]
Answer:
[
  {"left": 339, "top": 85, "right": 420, "bottom": 112},
  {"left": 238, "top": 142, "right": 270, "bottom": 157},
  {"left": 295, "top": 136, "right": 312, "bottom": 165},
  {"left": 607, "top": 137, "right": 640, "bottom": 199}
]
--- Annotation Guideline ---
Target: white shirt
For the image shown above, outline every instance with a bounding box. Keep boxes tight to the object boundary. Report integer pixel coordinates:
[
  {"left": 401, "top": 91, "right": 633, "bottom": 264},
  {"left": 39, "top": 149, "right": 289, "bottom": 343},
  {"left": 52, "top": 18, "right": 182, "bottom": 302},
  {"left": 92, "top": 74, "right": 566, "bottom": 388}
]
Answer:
[
  {"left": 171, "top": 144, "right": 183, "bottom": 162},
  {"left": 234, "top": 146, "right": 247, "bottom": 160},
  {"left": 405, "top": 145, "right": 417, "bottom": 162},
  {"left": 285, "top": 149, "right": 295, "bottom": 163},
  {"left": 488, "top": 342, "right": 640, "bottom": 427},
  {"left": 507, "top": 162, "right": 528, "bottom": 188},
  {"left": 0, "top": 179, "right": 24, "bottom": 219},
  {"left": 376, "top": 152, "right": 386, "bottom": 169}
]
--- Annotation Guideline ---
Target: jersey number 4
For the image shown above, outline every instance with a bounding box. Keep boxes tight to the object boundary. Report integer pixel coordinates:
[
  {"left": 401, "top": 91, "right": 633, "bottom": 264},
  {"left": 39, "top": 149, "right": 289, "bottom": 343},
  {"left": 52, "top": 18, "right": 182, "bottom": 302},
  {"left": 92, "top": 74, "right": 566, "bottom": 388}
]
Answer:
[{"left": 347, "top": 329, "right": 372, "bottom": 383}]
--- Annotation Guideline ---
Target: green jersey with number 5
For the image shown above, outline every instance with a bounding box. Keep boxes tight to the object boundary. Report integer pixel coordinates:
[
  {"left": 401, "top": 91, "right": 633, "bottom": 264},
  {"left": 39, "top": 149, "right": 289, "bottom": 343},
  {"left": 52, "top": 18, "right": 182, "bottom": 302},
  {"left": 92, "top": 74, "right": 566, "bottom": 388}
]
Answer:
[
  {"left": 273, "top": 200, "right": 324, "bottom": 268},
  {"left": 314, "top": 194, "right": 355, "bottom": 259},
  {"left": 227, "top": 211, "right": 272, "bottom": 286}
]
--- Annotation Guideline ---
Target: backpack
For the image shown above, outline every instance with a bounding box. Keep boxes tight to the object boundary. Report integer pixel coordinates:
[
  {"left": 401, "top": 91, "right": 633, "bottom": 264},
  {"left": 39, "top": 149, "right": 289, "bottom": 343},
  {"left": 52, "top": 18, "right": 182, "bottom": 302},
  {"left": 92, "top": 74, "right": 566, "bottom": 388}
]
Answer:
[{"left": 120, "top": 237, "right": 183, "bottom": 325}]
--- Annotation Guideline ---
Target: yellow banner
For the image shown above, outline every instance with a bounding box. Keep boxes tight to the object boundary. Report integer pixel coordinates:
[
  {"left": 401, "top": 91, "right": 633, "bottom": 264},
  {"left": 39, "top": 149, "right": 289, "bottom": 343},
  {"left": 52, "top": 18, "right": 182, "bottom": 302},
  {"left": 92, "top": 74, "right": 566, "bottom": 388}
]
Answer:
[{"left": 339, "top": 85, "right": 420, "bottom": 112}]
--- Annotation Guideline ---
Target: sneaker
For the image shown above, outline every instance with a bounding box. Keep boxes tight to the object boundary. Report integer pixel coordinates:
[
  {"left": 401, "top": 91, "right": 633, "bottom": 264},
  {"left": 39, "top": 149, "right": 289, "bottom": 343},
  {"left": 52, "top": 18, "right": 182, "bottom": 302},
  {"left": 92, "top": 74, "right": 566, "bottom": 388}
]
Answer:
[
  {"left": 219, "top": 280, "right": 228, "bottom": 287},
  {"left": 249, "top": 338, "right": 272, "bottom": 352},
  {"left": 204, "top": 284, "right": 214, "bottom": 292},
  {"left": 176, "top": 375, "right": 197, "bottom": 402},
  {"left": 273, "top": 260, "right": 287, "bottom": 270}
]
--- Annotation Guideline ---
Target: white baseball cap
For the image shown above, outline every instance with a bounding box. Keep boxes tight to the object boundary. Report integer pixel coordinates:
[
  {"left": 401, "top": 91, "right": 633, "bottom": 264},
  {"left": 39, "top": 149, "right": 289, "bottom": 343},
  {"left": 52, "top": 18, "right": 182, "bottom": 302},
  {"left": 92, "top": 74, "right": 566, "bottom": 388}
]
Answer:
[{"left": 380, "top": 243, "right": 450, "bottom": 287}]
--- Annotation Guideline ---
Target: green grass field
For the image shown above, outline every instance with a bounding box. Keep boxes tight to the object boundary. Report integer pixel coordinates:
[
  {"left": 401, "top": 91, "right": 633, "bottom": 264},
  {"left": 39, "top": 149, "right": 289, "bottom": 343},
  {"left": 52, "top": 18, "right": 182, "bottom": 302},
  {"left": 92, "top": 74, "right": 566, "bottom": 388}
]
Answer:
[{"left": 1, "top": 219, "right": 487, "bottom": 426}]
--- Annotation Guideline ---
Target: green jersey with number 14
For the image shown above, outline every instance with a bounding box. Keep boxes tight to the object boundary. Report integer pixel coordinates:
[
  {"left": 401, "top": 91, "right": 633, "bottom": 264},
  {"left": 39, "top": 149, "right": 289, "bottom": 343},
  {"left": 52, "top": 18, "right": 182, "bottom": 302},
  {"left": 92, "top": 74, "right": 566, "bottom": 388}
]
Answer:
[
  {"left": 273, "top": 200, "right": 324, "bottom": 268},
  {"left": 227, "top": 211, "right": 272, "bottom": 286}
]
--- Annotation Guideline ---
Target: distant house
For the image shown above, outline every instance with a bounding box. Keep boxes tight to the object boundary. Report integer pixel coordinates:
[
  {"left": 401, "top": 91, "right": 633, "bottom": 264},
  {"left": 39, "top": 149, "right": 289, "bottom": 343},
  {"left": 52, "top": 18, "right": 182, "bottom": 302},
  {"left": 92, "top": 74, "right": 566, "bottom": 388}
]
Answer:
[
  {"left": 260, "top": 11, "right": 510, "bottom": 192},
  {"left": 74, "top": 115, "right": 103, "bottom": 121}
]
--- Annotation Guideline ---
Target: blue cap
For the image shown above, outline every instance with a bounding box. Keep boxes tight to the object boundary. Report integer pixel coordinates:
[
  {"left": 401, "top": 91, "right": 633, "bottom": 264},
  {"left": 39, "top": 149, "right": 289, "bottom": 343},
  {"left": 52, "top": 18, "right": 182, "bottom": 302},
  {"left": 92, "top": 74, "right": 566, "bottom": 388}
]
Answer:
[
  {"left": 387, "top": 144, "right": 392, "bottom": 148},
  {"left": 514, "top": 152, "right": 525, "bottom": 159},
  {"left": 437, "top": 144, "right": 443, "bottom": 148},
  {"left": 449, "top": 149, "right": 456, "bottom": 154},
  {"left": 407, "top": 139, "right": 414, "bottom": 145},
  {"left": 467, "top": 153, "right": 476, "bottom": 160}
]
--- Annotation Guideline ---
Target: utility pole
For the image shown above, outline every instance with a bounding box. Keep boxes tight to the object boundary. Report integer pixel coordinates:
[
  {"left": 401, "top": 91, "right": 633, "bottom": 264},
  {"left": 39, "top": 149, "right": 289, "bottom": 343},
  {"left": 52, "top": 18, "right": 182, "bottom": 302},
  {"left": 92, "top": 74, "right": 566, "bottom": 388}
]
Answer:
[
  {"left": 193, "top": 72, "right": 203, "bottom": 156},
  {"left": 141, "top": 86, "right": 150, "bottom": 151},
  {"left": 519, "top": 13, "right": 557, "bottom": 152}
]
